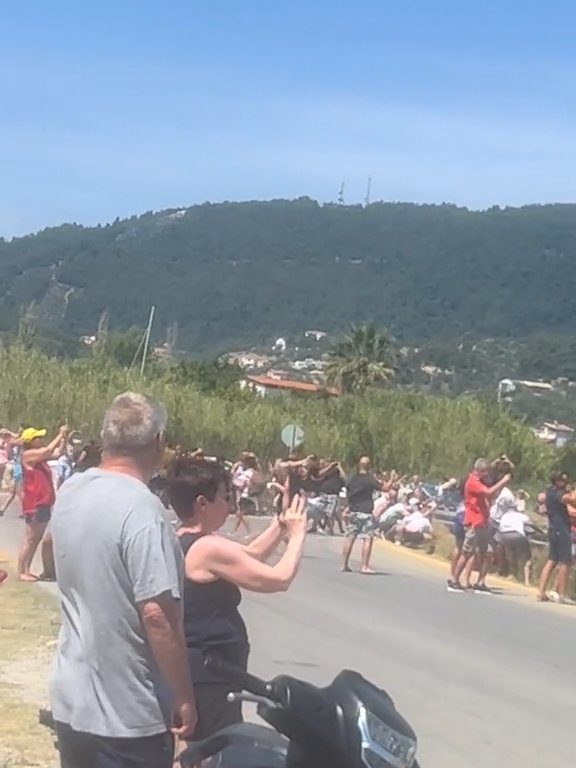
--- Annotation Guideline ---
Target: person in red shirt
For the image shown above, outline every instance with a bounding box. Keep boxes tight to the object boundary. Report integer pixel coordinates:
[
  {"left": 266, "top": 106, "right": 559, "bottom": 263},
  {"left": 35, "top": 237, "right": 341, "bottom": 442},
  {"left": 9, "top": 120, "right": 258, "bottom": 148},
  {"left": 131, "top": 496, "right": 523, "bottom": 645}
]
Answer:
[
  {"left": 447, "top": 458, "right": 511, "bottom": 594},
  {"left": 18, "top": 425, "right": 69, "bottom": 582}
]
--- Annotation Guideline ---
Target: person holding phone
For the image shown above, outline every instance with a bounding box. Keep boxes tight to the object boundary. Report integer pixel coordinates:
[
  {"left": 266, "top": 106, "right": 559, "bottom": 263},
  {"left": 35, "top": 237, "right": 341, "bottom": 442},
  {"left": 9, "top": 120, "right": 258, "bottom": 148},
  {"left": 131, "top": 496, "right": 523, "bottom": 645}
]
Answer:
[
  {"left": 18, "top": 424, "right": 69, "bottom": 582},
  {"left": 168, "top": 458, "right": 308, "bottom": 742}
]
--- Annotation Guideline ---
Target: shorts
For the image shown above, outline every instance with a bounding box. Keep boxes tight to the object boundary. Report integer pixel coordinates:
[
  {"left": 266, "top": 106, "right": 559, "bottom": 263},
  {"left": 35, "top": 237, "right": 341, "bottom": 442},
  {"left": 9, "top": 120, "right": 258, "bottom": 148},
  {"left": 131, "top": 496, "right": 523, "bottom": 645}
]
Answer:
[
  {"left": 548, "top": 528, "right": 572, "bottom": 566},
  {"left": 24, "top": 505, "right": 52, "bottom": 525},
  {"left": 307, "top": 494, "right": 338, "bottom": 520},
  {"left": 55, "top": 721, "right": 174, "bottom": 768},
  {"left": 189, "top": 682, "right": 243, "bottom": 742},
  {"left": 500, "top": 531, "right": 531, "bottom": 560},
  {"left": 453, "top": 518, "right": 465, "bottom": 547},
  {"left": 345, "top": 511, "right": 376, "bottom": 540},
  {"left": 239, "top": 495, "right": 260, "bottom": 513},
  {"left": 462, "top": 525, "right": 492, "bottom": 556}
]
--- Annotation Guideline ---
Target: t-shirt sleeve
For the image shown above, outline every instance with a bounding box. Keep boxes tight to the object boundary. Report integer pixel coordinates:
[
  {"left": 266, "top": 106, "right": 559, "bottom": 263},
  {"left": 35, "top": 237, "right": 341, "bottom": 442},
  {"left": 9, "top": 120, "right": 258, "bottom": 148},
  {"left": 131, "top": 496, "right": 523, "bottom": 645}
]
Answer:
[
  {"left": 467, "top": 475, "right": 486, "bottom": 497},
  {"left": 123, "top": 515, "right": 183, "bottom": 603}
]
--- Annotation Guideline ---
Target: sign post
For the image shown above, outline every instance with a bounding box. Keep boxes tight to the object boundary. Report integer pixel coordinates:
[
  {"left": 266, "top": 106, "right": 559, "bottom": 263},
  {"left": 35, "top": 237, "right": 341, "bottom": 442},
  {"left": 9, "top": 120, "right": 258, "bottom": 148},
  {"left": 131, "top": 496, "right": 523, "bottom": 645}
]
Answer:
[{"left": 281, "top": 423, "right": 304, "bottom": 451}]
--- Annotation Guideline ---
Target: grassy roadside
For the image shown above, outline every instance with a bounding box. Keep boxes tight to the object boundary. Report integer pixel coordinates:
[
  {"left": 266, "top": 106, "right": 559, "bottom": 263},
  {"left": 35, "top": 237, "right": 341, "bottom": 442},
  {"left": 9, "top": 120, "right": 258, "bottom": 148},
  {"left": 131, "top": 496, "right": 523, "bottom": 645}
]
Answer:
[
  {"left": 397, "top": 521, "right": 576, "bottom": 598},
  {"left": 0, "top": 560, "right": 60, "bottom": 768}
]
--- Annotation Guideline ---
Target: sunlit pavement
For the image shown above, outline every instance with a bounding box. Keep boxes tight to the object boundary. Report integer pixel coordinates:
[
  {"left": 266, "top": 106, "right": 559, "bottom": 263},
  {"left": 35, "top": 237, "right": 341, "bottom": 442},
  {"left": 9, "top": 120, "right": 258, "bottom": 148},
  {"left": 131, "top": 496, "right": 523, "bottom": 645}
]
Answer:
[{"left": 1, "top": 506, "right": 574, "bottom": 767}]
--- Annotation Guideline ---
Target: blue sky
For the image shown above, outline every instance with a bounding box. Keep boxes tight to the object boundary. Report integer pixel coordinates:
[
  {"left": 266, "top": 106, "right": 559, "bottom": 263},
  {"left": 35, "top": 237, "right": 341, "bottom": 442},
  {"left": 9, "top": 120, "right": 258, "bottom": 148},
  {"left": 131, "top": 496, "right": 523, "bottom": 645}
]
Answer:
[{"left": 2, "top": 0, "right": 576, "bottom": 236}]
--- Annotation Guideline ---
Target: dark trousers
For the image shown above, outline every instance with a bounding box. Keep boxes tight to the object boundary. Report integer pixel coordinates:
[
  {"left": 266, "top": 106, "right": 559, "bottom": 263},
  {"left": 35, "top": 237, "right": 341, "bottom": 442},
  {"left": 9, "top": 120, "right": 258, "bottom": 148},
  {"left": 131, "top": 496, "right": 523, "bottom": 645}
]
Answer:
[
  {"left": 56, "top": 722, "right": 174, "bottom": 768},
  {"left": 190, "top": 682, "right": 243, "bottom": 742}
]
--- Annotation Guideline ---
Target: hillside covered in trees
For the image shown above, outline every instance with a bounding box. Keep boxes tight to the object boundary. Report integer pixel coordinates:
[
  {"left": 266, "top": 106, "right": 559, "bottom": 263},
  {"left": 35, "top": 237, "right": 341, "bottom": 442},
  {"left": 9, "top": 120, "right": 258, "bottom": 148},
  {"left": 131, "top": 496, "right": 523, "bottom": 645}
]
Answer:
[{"left": 1, "top": 198, "right": 575, "bottom": 353}]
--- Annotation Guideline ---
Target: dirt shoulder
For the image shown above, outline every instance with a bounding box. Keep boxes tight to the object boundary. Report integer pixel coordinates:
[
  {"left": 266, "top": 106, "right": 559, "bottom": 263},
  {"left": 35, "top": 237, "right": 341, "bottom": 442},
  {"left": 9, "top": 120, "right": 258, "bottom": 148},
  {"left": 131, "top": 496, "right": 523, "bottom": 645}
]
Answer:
[{"left": 0, "top": 556, "right": 60, "bottom": 768}]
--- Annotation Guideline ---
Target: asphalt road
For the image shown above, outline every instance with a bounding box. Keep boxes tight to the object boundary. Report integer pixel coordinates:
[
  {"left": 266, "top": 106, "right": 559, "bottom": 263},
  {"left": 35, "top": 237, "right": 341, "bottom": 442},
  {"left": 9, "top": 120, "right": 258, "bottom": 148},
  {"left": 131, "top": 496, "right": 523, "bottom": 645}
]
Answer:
[{"left": 1, "top": 505, "right": 575, "bottom": 768}]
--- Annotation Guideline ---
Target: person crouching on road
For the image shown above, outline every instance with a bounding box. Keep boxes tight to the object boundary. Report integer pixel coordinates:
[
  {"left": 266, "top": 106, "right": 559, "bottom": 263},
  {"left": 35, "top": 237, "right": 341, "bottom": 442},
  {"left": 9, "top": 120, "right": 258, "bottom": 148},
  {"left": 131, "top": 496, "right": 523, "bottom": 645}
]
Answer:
[
  {"left": 499, "top": 507, "right": 543, "bottom": 588},
  {"left": 18, "top": 425, "right": 69, "bottom": 582},
  {"left": 448, "top": 458, "right": 512, "bottom": 595},
  {"left": 168, "top": 457, "right": 308, "bottom": 742},
  {"left": 394, "top": 498, "right": 436, "bottom": 554}
]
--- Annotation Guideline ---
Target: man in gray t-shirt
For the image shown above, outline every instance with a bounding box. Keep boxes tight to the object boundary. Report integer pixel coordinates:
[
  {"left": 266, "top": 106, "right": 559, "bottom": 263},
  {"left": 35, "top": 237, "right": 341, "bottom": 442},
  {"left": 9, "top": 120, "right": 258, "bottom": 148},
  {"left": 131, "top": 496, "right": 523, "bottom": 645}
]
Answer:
[{"left": 50, "top": 393, "right": 197, "bottom": 768}]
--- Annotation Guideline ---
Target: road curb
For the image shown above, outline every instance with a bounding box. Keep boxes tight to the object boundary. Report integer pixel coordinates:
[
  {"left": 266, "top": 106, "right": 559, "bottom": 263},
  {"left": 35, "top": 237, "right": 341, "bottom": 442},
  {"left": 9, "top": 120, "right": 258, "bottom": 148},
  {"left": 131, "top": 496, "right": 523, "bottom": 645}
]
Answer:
[{"left": 374, "top": 538, "right": 535, "bottom": 596}]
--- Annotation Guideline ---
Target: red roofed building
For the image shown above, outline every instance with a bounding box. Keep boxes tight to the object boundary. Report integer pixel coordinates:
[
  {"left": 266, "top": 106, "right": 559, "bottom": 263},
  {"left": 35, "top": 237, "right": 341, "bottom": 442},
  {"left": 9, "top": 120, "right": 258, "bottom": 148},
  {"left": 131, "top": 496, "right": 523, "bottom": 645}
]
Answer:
[{"left": 243, "top": 374, "right": 339, "bottom": 398}]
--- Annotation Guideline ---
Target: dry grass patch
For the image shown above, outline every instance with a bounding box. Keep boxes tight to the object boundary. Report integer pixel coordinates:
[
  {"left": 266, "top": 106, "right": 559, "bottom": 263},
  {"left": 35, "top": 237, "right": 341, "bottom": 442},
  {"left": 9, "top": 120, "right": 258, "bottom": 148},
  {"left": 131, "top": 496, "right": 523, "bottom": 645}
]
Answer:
[{"left": 0, "top": 564, "right": 60, "bottom": 767}]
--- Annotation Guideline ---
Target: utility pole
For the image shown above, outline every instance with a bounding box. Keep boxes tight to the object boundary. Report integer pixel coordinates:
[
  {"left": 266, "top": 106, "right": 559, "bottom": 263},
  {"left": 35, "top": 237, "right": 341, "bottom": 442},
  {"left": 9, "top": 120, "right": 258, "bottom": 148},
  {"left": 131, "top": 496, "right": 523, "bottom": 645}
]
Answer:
[{"left": 140, "top": 306, "right": 155, "bottom": 377}]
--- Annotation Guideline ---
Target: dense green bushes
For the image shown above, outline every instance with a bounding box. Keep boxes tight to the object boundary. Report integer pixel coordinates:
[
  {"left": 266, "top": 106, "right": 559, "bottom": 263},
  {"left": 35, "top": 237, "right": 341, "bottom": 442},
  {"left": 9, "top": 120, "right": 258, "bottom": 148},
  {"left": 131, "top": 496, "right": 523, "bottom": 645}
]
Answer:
[{"left": 0, "top": 345, "right": 553, "bottom": 481}]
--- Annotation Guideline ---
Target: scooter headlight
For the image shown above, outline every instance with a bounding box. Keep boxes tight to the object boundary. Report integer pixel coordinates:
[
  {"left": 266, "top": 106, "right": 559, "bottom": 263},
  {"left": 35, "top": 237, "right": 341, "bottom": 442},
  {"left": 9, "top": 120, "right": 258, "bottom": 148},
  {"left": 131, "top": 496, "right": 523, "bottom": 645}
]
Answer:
[{"left": 358, "top": 705, "right": 417, "bottom": 768}]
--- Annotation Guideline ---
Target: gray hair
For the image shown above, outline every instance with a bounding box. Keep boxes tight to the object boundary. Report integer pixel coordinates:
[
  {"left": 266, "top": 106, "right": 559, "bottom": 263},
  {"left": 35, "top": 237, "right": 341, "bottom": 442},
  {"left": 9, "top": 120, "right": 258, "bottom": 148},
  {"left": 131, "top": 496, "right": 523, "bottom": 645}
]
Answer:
[
  {"left": 101, "top": 392, "right": 167, "bottom": 456},
  {"left": 474, "top": 458, "right": 489, "bottom": 472}
]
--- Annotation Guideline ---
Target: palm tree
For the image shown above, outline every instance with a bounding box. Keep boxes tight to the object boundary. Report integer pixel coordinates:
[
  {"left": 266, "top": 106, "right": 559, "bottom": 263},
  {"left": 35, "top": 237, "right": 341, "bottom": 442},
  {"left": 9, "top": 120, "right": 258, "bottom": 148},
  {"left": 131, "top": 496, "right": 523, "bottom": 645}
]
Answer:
[{"left": 326, "top": 324, "right": 397, "bottom": 394}]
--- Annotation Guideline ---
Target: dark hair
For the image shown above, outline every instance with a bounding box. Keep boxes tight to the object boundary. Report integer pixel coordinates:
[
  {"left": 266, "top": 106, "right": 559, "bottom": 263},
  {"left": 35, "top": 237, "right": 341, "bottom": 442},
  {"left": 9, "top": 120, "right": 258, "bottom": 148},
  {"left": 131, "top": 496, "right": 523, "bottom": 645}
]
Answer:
[
  {"left": 550, "top": 471, "right": 568, "bottom": 486},
  {"left": 244, "top": 455, "right": 257, "bottom": 470},
  {"left": 167, "top": 459, "right": 230, "bottom": 520}
]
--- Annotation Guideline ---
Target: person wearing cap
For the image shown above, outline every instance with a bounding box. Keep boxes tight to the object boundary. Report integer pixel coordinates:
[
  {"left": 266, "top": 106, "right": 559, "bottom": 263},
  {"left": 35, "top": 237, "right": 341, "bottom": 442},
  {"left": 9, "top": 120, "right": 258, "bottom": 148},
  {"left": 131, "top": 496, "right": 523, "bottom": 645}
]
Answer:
[{"left": 18, "top": 424, "right": 69, "bottom": 582}]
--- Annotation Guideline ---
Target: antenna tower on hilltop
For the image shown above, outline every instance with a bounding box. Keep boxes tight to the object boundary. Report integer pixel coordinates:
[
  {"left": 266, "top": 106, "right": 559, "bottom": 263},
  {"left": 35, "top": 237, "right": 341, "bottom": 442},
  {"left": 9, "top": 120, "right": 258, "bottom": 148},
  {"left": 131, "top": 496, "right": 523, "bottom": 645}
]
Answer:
[
  {"left": 365, "top": 176, "right": 372, "bottom": 207},
  {"left": 337, "top": 181, "right": 345, "bottom": 205}
]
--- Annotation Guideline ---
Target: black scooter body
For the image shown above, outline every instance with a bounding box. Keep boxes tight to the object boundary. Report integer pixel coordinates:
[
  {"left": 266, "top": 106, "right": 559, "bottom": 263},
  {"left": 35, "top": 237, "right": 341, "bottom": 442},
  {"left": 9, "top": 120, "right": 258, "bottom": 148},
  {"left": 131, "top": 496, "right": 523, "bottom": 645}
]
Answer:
[{"left": 180, "top": 663, "right": 418, "bottom": 768}]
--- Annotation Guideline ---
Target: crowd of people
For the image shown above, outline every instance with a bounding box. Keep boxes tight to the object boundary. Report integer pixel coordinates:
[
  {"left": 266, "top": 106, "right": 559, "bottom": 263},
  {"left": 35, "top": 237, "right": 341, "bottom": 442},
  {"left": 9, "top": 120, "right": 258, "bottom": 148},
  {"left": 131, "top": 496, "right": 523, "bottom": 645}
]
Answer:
[
  {"left": 0, "top": 426, "right": 102, "bottom": 582},
  {"left": 447, "top": 456, "right": 576, "bottom": 603},
  {"left": 1, "top": 397, "right": 576, "bottom": 767}
]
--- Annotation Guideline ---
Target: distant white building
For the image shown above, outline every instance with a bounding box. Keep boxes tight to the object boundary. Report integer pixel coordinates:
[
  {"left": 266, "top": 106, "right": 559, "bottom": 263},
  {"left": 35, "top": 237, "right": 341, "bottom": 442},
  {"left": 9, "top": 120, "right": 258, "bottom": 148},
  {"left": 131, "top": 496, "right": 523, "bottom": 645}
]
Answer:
[
  {"left": 534, "top": 421, "right": 575, "bottom": 448},
  {"left": 227, "top": 352, "right": 271, "bottom": 370},
  {"left": 290, "top": 358, "right": 321, "bottom": 371},
  {"left": 304, "top": 330, "right": 327, "bottom": 341},
  {"left": 273, "top": 337, "right": 287, "bottom": 353}
]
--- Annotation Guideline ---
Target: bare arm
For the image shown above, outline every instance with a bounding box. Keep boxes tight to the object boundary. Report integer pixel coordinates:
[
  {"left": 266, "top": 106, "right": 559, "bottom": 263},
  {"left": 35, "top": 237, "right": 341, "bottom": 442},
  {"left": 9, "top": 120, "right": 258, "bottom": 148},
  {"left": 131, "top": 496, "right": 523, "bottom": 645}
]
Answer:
[
  {"left": 138, "top": 593, "right": 196, "bottom": 737},
  {"left": 314, "top": 462, "right": 339, "bottom": 480},
  {"left": 378, "top": 477, "right": 395, "bottom": 493},
  {"left": 191, "top": 495, "right": 307, "bottom": 593},
  {"left": 22, "top": 428, "right": 68, "bottom": 466},
  {"left": 486, "top": 473, "right": 512, "bottom": 499},
  {"left": 195, "top": 535, "right": 305, "bottom": 593},
  {"left": 278, "top": 456, "right": 312, "bottom": 470},
  {"left": 242, "top": 519, "right": 286, "bottom": 561},
  {"left": 268, "top": 480, "right": 286, "bottom": 495}
]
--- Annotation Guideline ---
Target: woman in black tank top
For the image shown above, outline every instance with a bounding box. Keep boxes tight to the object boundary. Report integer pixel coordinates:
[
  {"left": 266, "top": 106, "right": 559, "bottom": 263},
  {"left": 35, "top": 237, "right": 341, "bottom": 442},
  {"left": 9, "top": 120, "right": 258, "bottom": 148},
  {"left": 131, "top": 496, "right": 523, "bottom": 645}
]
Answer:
[{"left": 168, "top": 458, "right": 308, "bottom": 743}]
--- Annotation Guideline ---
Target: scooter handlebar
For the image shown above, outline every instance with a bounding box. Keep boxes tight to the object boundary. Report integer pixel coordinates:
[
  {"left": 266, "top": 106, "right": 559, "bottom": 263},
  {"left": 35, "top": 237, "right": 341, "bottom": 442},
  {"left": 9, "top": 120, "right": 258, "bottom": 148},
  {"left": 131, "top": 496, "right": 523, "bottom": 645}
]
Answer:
[{"left": 204, "top": 655, "right": 272, "bottom": 700}]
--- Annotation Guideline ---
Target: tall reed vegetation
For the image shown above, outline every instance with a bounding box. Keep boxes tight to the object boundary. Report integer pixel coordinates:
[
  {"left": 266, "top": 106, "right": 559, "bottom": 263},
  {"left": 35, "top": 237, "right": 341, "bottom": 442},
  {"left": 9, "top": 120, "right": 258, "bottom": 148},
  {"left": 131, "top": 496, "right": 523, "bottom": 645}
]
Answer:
[{"left": 0, "top": 345, "right": 552, "bottom": 481}]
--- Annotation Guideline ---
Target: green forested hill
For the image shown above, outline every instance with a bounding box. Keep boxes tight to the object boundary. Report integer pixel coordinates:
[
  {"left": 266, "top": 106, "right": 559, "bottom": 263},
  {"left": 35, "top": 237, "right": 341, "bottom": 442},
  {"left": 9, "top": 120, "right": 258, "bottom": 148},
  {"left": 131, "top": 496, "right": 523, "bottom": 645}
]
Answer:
[{"left": 1, "top": 198, "right": 575, "bottom": 351}]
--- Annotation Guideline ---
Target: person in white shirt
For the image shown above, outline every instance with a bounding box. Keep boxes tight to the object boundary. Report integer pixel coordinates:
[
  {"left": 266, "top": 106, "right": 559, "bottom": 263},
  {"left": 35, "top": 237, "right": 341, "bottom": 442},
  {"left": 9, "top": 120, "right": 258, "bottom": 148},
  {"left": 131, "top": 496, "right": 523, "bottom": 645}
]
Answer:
[
  {"left": 490, "top": 486, "right": 517, "bottom": 526},
  {"left": 515, "top": 489, "right": 529, "bottom": 513},
  {"left": 499, "top": 509, "right": 544, "bottom": 587},
  {"left": 394, "top": 499, "right": 436, "bottom": 553},
  {"left": 374, "top": 494, "right": 409, "bottom": 538}
]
